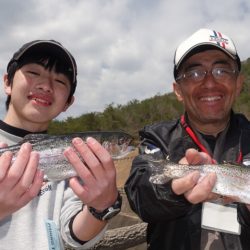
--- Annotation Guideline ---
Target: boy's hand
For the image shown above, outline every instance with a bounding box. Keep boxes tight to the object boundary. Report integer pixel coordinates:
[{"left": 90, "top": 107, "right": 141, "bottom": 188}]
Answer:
[
  {"left": 0, "top": 143, "right": 44, "bottom": 220},
  {"left": 64, "top": 137, "right": 118, "bottom": 211}
]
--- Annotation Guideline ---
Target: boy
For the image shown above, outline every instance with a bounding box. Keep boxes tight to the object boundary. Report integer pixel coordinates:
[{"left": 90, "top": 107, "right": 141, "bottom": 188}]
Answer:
[{"left": 0, "top": 40, "right": 121, "bottom": 249}]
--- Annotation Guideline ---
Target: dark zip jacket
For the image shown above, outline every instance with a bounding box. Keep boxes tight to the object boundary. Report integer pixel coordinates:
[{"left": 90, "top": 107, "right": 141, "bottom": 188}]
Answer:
[{"left": 125, "top": 113, "right": 250, "bottom": 250}]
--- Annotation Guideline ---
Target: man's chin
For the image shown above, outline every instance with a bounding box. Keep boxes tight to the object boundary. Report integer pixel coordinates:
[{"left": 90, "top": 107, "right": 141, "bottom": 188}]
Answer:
[{"left": 199, "top": 114, "right": 229, "bottom": 124}]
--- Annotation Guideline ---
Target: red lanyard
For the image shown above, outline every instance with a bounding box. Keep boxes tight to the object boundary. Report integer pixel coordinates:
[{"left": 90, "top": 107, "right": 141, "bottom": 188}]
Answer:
[{"left": 180, "top": 115, "right": 242, "bottom": 163}]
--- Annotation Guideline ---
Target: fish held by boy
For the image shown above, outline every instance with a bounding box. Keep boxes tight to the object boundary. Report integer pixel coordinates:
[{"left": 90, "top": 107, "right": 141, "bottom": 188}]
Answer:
[
  {"left": 146, "top": 154, "right": 250, "bottom": 204},
  {"left": 1, "top": 131, "right": 135, "bottom": 182}
]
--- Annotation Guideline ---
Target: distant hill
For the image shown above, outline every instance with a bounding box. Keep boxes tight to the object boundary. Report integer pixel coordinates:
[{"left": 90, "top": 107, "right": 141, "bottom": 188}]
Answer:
[
  {"left": 234, "top": 57, "right": 250, "bottom": 117},
  {"left": 49, "top": 58, "right": 250, "bottom": 139}
]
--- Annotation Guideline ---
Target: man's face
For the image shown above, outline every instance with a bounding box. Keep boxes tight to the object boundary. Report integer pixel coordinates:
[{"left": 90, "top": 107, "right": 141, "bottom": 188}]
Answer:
[
  {"left": 5, "top": 63, "right": 73, "bottom": 129},
  {"left": 173, "top": 50, "right": 243, "bottom": 128}
]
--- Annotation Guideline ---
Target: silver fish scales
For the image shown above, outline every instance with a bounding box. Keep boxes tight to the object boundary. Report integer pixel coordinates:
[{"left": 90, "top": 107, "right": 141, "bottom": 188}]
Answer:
[
  {"left": 1, "top": 131, "right": 135, "bottom": 182},
  {"left": 146, "top": 155, "right": 250, "bottom": 204}
]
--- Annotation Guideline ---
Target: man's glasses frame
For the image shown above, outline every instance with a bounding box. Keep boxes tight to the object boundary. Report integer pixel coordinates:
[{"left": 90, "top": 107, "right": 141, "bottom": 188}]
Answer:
[{"left": 176, "top": 67, "right": 239, "bottom": 83}]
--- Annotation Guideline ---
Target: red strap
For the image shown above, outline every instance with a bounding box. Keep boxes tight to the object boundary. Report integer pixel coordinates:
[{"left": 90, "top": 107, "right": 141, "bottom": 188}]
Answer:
[
  {"left": 181, "top": 115, "right": 216, "bottom": 164},
  {"left": 181, "top": 115, "right": 243, "bottom": 163},
  {"left": 236, "top": 150, "right": 242, "bottom": 163}
]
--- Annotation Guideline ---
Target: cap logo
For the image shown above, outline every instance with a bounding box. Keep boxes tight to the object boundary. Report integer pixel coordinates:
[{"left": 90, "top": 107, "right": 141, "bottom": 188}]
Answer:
[{"left": 209, "top": 30, "right": 229, "bottom": 49}]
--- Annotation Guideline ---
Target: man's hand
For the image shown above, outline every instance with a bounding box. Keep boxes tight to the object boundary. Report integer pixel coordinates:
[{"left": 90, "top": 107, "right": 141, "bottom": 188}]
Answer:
[
  {"left": 171, "top": 148, "right": 219, "bottom": 204},
  {"left": 0, "top": 143, "right": 44, "bottom": 220}
]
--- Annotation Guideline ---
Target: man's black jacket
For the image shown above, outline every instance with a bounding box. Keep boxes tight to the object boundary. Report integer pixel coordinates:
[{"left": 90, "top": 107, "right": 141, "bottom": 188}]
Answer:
[{"left": 125, "top": 113, "right": 250, "bottom": 250}]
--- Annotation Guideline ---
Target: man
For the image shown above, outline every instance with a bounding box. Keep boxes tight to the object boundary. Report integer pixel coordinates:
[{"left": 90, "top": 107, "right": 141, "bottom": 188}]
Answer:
[
  {"left": 125, "top": 28, "right": 250, "bottom": 249},
  {"left": 0, "top": 40, "right": 121, "bottom": 249}
]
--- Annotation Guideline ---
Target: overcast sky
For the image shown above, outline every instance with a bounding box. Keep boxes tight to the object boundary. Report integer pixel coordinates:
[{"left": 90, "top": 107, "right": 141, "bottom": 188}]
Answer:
[{"left": 0, "top": 0, "right": 249, "bottom": 120}]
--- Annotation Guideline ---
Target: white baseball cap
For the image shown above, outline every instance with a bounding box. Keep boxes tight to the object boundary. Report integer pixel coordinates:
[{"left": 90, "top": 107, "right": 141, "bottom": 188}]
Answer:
[{"left": 173, "top": 28, "right": 241, "bottom": 78}]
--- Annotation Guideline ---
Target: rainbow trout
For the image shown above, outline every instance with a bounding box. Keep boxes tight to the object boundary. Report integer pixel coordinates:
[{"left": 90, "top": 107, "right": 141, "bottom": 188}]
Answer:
[
  {"left": 146, "top": 155, "right": 250, "bottom": 204},
  {"left": 1, "top": 131, "right": 134, "bottom": 182}
]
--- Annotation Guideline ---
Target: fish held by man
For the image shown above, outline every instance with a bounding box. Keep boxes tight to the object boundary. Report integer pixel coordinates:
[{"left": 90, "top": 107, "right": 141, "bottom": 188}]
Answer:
[
  {"left": 146, "top": 155, "right": 250, "bottom": 204},
  {"left": 1, "top": 131, "right": 135, "bottom": 182}
]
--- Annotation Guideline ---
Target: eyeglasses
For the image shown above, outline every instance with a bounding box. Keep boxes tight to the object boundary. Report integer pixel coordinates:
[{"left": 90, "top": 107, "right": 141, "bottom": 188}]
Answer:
[{"left": 176, "top": 67, "right": 238, "bottom": 83}]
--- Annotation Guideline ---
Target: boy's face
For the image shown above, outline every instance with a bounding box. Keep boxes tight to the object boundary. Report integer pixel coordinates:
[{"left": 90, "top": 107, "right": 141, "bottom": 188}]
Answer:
[{"left": 4, "top": 63, "right": 74, "bottom": 130}]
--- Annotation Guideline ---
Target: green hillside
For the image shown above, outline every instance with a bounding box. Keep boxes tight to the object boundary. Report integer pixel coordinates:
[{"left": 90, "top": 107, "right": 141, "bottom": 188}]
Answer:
[
  {"left": 234, "top": 58, "right": 250, "bottom": 116},
  {"left": 49, "top": 58, "right": 250, "bottom": 139}
]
